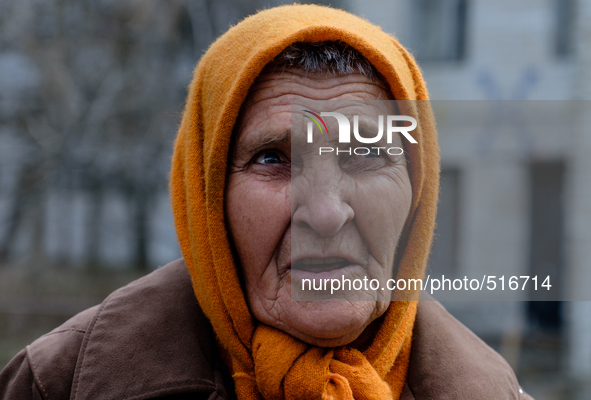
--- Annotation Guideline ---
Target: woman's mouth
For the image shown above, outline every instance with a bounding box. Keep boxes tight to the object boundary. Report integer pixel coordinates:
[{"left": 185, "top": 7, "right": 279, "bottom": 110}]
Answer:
[{"left": 291, "top": 257, "right": 352, "bottom": 273}]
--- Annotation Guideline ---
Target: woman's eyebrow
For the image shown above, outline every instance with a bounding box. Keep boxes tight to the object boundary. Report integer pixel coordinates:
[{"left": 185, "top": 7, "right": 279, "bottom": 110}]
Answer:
[
  {"left": 353, "top": 124, "right": 397, "bottom": 148},
  {"left": 355, "top": 115, "right": 406, "bottom": 145},
  {"left": 238, "top": 129, "right": 292, "bottom": 155}
]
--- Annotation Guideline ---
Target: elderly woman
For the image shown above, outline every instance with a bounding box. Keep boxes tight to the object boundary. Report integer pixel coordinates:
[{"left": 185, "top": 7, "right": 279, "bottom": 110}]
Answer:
[{"left": 0, "top": 5, "right": 532, "bottom": 400}]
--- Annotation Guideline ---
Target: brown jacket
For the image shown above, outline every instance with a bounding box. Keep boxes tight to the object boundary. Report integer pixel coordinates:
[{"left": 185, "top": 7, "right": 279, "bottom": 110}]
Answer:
[{"left": 0, "top": 259, "right": 533, "bottom": 400}]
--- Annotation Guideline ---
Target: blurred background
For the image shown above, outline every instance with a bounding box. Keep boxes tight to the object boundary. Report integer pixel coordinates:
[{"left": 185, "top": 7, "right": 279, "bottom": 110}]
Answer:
[{"left": 1, "top": 0, "right": 590, "bottom": 398}]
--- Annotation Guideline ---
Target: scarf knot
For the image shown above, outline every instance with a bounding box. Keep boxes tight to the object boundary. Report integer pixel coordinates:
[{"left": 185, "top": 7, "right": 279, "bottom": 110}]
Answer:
[{"left": 250, "top": 325, "right": 394, "bottom": 400}]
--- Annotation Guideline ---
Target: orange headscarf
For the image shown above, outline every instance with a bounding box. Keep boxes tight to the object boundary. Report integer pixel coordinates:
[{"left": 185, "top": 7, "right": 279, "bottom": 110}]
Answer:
[{"left": 170, "top": 4, "right": 439, "bottom": 400}]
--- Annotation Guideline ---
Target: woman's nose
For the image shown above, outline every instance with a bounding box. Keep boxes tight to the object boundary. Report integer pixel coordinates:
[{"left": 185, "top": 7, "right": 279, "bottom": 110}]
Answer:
[{"left": 291, "top": 168, "right": 354, "bottom": 237}]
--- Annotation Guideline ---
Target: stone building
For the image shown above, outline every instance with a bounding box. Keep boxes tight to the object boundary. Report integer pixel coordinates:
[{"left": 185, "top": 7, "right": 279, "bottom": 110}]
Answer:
[{"left": 346, "top": 0, "right": 591, "bottom": 395}]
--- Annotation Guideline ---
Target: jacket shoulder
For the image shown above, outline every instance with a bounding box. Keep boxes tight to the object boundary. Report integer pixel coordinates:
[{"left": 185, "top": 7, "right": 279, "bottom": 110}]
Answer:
[
  {"left": 408, "top": 297, "right": 533, "bottom": 399},
  {"left": 0, "top": 304, "right": 98, "bottom": 400},
  {"left": 69, "top": 259, "right": 231, "bottom": 400},
  {"left": 1, "top": 259, "right": 231, "bottom": 400}
]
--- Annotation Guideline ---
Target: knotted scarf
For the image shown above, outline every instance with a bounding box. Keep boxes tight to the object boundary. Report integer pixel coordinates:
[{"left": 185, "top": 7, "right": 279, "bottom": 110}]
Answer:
[{"left": 170, "top": 4, "right": 440, "bottom": 399}]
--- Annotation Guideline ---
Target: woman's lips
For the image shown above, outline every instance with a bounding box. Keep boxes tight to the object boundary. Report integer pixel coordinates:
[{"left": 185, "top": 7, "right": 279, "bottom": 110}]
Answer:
[
  {"left": 292, "top": 256, "right": 351, "bottom": 273},
  {"left": 289, "top": 256, "right": 365, "bottom": 282}
]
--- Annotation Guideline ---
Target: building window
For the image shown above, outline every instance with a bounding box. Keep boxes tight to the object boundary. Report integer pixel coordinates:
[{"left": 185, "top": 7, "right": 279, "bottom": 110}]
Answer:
[
  {"left": 410, "top": 0, "right": 468, "bottom": 62},
  {"left": 554, "top": 0, "right": 575, "bottom": 57},
  {"left": 429, "top": 167, "right": 461, "bottom": 275},
  {"left": 527, "top": 161, "right": 565, "bottom": 330}
]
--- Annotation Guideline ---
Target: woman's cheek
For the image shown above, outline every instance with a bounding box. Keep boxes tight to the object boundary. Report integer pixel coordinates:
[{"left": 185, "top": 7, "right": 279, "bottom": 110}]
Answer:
[{"left": 227, "top": 173, "right": 291, "bottom": 279}]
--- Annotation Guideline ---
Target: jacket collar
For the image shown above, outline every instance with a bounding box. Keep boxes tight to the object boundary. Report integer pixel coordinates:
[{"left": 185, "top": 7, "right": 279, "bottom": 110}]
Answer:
[
  {"left": 404, "top": 293, "right": 525, "bottom": 399},
  {"left": 70, "top": 259, "right": 233, "bottom": 400},
  {"left": 70, "top": 259, "right": 523, "bottom": 400}
]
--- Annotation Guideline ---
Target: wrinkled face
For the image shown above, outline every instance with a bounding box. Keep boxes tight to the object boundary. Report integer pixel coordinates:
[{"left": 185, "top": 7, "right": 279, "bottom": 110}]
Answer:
[{"left": 225, "top": 70, "right": 412, "bottom": 347}]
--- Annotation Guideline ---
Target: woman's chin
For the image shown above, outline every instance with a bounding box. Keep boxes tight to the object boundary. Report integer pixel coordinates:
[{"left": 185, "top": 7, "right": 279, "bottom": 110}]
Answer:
[{"left": 279, "top": 300, "right": 379, "bottom": 347}]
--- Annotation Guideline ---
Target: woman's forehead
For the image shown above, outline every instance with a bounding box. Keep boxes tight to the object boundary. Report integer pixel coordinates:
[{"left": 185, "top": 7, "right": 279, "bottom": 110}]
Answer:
[
  {"left": 244, "top": 70, "right": 392, "bottom": 106},
  {"left": 234, "top": 71, "right": 395, "bottom": 146}
]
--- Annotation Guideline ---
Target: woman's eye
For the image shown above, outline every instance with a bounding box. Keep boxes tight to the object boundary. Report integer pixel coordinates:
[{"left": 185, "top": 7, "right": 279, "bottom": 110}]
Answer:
[
  {"left": 339, "top": 148, "right": 391, "bottom": 172},
  {"left": 254, "top": 151, "right": 284, "bottom": 165},
  {"left": 363, "top": 148, "right": 381, "bottom": 158}
]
